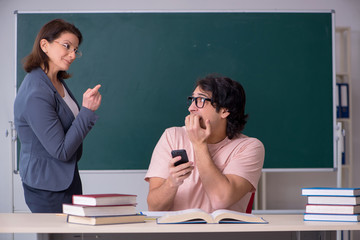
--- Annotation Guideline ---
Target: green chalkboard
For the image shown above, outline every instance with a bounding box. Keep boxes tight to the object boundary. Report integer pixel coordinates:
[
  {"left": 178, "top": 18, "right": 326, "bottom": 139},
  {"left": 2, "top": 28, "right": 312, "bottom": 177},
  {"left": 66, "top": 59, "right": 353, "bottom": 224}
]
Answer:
[{"left": 16, "top": 12, "right": 334, "bottom": 170}]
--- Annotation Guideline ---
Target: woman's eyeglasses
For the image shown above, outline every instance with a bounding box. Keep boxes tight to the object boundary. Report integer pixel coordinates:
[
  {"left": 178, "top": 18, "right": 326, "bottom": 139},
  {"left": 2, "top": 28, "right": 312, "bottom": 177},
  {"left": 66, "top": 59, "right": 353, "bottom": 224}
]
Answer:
[{"left": 54, "top": 41, "right": 82, "bottom": 58}]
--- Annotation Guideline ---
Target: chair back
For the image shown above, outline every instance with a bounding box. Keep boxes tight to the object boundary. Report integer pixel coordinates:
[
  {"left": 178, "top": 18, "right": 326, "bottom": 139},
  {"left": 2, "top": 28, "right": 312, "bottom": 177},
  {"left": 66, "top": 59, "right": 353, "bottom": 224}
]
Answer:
[{"left": 246, "top": 192, "right": 255, "bottom": 214}]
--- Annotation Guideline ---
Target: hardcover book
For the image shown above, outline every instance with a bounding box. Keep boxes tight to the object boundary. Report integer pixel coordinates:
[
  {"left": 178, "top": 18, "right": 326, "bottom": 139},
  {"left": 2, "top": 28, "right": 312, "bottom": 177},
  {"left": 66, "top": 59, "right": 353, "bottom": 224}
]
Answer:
[
  {"left": 156, "top": 208, "right": 268, "bottom": 224},
  {"left": 302, "top": 187, "right": 360, "bottom": 196},
  {"left": 72, "top": 194, "right": 137, "bottom": 206},
  {"left": 307, "top": 196, "right": 360, "bottom": 205},
  {"left": 63, "top": 203, "right": 137, "bottom": 216},
  {"left": 67, "top": 214, "right": 145, "bottom": 225},
  {"left": 304, "top": 213, "right": 360, "bottom": 222},
  {"left": 305, "top": 204, "right": 360, "bottom": 215}
]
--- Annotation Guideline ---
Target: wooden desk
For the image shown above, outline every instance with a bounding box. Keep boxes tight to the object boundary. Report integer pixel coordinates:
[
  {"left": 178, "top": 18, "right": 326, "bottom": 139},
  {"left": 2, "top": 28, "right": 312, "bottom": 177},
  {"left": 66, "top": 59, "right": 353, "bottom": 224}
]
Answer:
[{"left": 1, "top": 213, "right": 360, "bottom": 233}]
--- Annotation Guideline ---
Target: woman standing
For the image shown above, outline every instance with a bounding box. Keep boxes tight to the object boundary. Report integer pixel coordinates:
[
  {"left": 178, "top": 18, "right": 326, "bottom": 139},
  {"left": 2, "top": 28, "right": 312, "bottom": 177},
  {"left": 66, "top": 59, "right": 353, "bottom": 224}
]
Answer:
[{"left": 14, "top": 19, "right": 102, "bottom": 213}]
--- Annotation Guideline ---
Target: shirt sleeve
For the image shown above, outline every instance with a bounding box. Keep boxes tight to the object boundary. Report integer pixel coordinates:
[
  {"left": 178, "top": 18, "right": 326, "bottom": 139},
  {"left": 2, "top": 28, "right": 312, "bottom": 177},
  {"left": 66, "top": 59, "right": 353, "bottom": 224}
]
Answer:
[
  {"left": 223, "top": 138, "right": 265, "bottom": 191},
  {"left": 144, "top": 128, "right": 175, "bottom": 181}
]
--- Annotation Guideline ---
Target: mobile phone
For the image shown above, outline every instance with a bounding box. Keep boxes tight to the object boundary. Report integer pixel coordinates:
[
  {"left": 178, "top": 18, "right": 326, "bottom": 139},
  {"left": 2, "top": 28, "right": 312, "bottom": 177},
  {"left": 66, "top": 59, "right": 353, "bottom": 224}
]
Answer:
[{"left": 171, "top": 149, "right": 189, "bottom": 166}]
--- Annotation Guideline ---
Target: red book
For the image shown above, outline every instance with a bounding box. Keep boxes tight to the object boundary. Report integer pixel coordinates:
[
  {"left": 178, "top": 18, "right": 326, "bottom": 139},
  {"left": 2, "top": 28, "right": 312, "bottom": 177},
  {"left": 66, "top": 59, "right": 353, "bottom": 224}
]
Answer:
[
  {"left": 63, "top": 203, "right": 137, "bottom": 216},
  {"left": 72, "top": 194, "right": 137, "bottom": 206}
]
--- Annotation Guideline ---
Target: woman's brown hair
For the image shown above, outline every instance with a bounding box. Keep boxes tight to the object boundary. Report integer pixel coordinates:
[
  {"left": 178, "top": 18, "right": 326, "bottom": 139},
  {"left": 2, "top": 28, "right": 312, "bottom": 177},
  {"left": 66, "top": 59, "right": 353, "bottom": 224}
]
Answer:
[{"left": 23, "top": 19, "right": 82, "bottom": 80}]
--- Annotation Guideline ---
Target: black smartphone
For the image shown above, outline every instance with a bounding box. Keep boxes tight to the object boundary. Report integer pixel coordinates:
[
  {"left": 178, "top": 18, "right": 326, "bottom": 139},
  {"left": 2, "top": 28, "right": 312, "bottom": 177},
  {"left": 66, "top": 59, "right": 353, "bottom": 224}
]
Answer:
[{"left": 171, "top": 149, "right": 189, "bottom": 166}]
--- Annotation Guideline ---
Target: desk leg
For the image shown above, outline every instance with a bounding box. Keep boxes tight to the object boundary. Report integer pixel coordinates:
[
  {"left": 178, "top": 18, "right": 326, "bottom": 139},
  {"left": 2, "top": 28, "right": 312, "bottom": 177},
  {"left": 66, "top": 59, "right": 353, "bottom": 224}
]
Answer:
[{"left": 336, "top": 230, "right": 342, "bottom": 240}]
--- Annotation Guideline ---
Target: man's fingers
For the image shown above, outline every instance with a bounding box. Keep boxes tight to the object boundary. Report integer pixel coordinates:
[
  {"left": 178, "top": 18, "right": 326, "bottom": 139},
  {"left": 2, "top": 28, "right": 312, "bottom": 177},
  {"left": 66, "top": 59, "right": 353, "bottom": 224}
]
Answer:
[
  {"left": 185, "top": 115, "right": 190, "bottom": 126},
  {"left": 192, "top": 115, "right": 201, "bottom": 128},
  {"left": 205, "top": 119, "right": 211, "bottom": 136},
  {"left": 169, "top": 156, "right": 182, "bottom": 167}
]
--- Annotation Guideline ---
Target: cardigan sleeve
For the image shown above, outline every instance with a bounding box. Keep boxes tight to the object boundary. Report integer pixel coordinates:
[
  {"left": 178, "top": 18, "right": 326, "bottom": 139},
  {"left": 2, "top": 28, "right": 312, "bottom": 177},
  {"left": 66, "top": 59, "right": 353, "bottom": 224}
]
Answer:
[{"left": 22, "top": 86, "right": 98, "bottom": 162}]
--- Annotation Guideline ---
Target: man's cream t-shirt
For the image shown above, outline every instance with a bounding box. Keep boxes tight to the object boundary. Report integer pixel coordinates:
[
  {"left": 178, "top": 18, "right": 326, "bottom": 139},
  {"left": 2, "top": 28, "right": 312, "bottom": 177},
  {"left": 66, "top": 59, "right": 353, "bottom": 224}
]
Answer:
[{"left": 145, "top": 126, "right": 265, "bottom": 213}]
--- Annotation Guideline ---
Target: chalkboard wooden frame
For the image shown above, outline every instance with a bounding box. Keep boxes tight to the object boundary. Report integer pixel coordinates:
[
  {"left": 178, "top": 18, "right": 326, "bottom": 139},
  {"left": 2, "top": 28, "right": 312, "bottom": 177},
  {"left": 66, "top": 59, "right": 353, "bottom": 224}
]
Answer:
[{"left": 15, "top": 11, "right": 336, "bottom": 170}]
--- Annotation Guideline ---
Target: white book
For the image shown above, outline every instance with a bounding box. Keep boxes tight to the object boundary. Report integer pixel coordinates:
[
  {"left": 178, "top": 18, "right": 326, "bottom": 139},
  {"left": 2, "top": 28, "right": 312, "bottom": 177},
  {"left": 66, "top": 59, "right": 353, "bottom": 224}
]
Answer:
[
  {"left": 302, "top": 187, "right": 360, "bottom": 196},
  {"left": 304, "top": 214, "right": 360, "bottom": 222},
  {"left": 63, "top": 204, "right": 137, "bottom": 217},
  {"left": 306, "top": 204, "right": 360, "bottom": 214},
  {"left": 307, "top": 196, "right": 360, "bottom": 205}
]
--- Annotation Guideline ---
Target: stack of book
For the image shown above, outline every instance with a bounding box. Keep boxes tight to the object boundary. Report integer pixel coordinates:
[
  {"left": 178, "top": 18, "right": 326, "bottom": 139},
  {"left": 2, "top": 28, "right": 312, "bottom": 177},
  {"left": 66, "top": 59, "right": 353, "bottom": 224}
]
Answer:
[
  {"left": 63, "top": 193, "right": 145, "bottom": 225},
  {"left": 302, "top": 187, "right": 360, "bottom": 222}
]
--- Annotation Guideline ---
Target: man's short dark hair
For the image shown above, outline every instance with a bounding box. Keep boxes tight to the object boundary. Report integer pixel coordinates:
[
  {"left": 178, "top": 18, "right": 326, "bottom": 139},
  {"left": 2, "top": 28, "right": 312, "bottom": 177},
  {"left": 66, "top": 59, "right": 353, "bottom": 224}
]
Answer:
[{"left": 196, "top": 74, "right": 248, "bottom": 139}]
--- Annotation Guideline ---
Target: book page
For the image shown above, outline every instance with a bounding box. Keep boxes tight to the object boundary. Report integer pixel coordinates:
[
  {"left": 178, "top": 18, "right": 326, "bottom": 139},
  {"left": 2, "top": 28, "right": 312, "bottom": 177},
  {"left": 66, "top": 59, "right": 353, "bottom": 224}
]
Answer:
[
  {"left": 157, "top": 208, "right": 214, "bottom": 223},
  {"left": 141, "top": 211, "right": 169, "bottom": 218},
  {"left": 211, "top": 209, "right": 266, "bottom": 223}
]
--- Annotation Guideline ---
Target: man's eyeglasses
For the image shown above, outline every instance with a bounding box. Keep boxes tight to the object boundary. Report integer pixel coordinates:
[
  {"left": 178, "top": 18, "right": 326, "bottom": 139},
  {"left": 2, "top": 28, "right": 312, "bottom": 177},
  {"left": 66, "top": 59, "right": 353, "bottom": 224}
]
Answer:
[
  {"left": 187, "top": 96, "right": 212, "bottom": 109},
  {"left": 54, "top": 41, "right": 82, "bottom": 58}
]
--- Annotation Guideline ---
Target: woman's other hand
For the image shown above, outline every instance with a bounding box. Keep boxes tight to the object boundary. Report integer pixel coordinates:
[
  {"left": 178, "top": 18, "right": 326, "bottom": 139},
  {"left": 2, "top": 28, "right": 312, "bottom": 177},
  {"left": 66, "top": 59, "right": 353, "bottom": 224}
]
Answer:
[{"left": 82, "top": 84, "right": 102, "bottom": 111}]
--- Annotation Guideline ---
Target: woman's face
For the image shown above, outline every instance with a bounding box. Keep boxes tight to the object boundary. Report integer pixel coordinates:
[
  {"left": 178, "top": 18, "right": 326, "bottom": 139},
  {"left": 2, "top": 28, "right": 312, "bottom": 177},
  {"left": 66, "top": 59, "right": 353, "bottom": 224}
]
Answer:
[{"left": 42, "top": 32, "right": 80, "bottom": 73}]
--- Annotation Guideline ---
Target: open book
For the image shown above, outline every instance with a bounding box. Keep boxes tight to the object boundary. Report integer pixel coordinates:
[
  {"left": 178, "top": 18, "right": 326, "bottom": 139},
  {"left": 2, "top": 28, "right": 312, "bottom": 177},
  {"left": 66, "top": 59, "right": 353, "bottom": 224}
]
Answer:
[{"left": 156, "top": 208, "right": 268, "bottom": 224}]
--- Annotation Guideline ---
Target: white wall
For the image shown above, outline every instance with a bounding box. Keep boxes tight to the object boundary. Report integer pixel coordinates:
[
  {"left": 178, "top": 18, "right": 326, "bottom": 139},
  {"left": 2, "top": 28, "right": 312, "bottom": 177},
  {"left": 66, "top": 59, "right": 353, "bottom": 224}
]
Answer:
[{"left": 1, "top": 0, "right": 360, "bottom": 215}]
